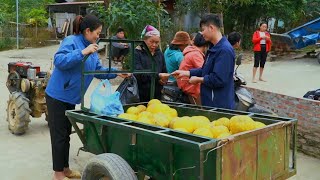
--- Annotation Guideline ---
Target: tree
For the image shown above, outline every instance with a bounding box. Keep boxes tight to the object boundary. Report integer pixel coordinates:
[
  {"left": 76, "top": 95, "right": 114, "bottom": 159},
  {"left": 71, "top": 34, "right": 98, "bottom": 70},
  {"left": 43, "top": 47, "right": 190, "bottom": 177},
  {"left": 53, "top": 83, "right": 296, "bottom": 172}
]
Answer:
[
  {"left": 174, "top": 0, "right": 253, "bottom": 33},
  {"left": 89, "top": 0, "right": 172, "bottom": 40},
  {"left": 27, "top": 9, "right": 48, "bottom": 38}
]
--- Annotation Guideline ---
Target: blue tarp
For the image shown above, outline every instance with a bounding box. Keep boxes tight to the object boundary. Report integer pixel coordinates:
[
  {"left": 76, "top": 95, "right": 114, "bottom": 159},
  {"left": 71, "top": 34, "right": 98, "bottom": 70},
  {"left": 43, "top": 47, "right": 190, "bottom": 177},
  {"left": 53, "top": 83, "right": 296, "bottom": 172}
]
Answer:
[{"left": 285, "top": 17, "right": 320, "bottom": 49}]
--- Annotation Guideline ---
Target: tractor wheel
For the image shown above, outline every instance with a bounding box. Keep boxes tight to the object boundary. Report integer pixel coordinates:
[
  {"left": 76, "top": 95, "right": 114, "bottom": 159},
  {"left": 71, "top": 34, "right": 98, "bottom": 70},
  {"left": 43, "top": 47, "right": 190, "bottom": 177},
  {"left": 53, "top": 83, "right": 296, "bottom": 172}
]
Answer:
[
  {"left": 82, "top": 153, "right": 137, "bottom": 180},
  {"left": 6, "top": 92, "right": 31, "bottom": 135}
]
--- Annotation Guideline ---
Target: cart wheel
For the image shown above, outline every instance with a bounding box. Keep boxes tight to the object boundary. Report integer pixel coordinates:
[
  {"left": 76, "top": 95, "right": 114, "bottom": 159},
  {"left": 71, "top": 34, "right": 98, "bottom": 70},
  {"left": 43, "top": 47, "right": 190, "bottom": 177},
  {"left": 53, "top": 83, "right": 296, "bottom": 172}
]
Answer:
[
  {"left": 6, "top": 92, "right": 31, "bottom": 135},
  {"left": 82, "top": 153, "right": 137, "bottom": 180}
]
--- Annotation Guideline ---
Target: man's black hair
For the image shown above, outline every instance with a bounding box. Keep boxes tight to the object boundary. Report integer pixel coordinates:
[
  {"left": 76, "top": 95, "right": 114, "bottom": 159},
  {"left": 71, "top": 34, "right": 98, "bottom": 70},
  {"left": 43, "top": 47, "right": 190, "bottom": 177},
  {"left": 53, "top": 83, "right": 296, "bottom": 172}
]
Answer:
[
  {"left": 200, "top": 14, "right": 222, "bottom": 29},
  {"left": 117, "top": 27, "right": 125, "bottom": 33},
  {"left": 227, "top": 32, "right": 242, "bottom": 46},
  {"left": 193, "top": 33, "right": 208, "bottom": 47}
]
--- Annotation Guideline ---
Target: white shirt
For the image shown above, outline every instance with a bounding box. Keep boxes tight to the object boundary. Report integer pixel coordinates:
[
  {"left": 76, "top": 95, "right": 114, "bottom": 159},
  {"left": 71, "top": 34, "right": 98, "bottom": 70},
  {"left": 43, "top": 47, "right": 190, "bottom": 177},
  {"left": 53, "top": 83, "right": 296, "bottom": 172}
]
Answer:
[{"left": 259, "top": 31, "right": 266, "bottom": 44}]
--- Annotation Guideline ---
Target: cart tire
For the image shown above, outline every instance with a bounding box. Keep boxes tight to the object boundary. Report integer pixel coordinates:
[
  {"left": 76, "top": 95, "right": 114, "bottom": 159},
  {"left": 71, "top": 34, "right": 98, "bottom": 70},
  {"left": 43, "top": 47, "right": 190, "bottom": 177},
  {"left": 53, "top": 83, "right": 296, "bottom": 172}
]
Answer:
[
  {"left": 82, "top": 153, "right": 137, "bottom": 180},
  {"left": 6, "top": 92, "right": 31, "bottom": 135},
  {"left": 317, "top": 53, "right": 320, "bottom": 64}
]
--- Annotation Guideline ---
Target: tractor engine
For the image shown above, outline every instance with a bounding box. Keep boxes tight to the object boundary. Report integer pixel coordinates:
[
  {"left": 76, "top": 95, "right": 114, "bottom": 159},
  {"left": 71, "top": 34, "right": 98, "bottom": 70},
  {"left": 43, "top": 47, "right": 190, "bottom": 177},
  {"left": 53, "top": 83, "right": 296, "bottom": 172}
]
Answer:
[{"left": 6, "top": 62, "right": 50, "bottom": 135}]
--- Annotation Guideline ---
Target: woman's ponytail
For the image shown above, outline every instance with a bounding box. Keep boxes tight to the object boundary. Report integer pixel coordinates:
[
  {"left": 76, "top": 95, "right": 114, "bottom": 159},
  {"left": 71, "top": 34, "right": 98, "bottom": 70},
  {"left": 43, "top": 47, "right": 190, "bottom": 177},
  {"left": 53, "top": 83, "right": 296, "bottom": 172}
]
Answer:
[{"left": 73, "top": 15, "right": 83, "bottom": 35}]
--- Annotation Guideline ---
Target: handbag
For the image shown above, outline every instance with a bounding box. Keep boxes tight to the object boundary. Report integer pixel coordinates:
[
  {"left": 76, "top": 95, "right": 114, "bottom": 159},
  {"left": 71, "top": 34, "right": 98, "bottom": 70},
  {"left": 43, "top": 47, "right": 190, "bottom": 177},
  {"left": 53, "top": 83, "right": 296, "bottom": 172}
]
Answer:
[{"left": 116, "top": 75, "right": 140, "bottom": 105}]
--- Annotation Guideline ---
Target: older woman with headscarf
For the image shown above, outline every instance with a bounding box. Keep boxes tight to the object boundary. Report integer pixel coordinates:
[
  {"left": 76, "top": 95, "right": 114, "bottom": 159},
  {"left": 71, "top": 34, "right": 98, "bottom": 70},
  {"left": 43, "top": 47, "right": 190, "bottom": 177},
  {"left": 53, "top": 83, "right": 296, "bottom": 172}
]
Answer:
[{"left": 135, "top": 25, "right": 169, "bottom": 102}]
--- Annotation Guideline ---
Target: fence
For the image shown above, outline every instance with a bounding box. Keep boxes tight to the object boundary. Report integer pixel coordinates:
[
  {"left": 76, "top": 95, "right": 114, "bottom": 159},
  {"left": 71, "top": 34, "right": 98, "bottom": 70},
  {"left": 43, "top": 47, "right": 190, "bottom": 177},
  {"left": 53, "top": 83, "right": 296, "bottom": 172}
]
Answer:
[{"left": 0, "top": 23, "right": 56, "bottom": 49}]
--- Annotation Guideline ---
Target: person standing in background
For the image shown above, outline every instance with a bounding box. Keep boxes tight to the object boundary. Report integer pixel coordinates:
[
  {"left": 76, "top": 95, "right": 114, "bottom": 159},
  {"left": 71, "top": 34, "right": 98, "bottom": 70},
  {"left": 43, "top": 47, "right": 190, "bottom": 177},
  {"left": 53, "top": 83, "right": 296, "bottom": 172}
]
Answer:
[
  {"left": 164, "top": 31, "right": 191, "bottom": 81},
  {"left": 177, "top": 33, "right": 208, "bottom": 105},
  {"left": 228, "top": 32, "right": 242, "bottom": 49},
  {"left": 111, "top": 27, "right": 130, "bottom": 64},
  {"left": 252, "top": 22, "right": 272, "bottom": 83}
]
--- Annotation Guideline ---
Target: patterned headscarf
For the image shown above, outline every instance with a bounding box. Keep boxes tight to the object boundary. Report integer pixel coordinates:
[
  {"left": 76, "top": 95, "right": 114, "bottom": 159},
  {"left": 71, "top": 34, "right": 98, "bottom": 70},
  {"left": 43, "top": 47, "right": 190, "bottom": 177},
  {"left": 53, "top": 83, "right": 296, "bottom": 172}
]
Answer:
[{"left": 141, "top": 25, "right": 160, "bottom": 39}]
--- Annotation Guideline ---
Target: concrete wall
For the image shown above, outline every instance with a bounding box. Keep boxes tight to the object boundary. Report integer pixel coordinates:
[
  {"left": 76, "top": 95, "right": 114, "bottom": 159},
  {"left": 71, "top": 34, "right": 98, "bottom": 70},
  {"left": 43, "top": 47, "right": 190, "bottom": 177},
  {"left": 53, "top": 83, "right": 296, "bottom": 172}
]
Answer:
[{"left": 247, "top": 87, "right": 320, "bottom": 158}]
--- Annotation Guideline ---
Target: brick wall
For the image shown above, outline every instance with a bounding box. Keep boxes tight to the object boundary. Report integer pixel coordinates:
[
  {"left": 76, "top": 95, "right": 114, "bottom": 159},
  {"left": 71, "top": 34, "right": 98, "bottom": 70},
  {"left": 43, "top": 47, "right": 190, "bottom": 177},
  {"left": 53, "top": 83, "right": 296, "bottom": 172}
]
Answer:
[{"left": 247, "top": 87, "right": 320, "bottom": 158}]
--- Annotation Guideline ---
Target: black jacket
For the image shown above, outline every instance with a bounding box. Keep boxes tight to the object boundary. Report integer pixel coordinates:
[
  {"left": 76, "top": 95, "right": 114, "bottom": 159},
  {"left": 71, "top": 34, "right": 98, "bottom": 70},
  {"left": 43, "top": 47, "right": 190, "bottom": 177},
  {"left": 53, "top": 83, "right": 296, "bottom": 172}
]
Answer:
[{"left": 134, "top": 45, "right": 167, "bottom": 102}]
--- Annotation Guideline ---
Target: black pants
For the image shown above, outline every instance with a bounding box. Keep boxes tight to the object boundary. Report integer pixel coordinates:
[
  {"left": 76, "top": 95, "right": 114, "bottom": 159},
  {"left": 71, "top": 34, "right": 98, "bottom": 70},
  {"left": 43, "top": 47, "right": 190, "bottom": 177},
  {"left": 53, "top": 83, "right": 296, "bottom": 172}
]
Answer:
[
  {"left": 111, "top": 46, "right": 129, "bottom": 59},
  {"left": 46, "top": 94, "right": 75, "bottom": 172},
  {"left": 254, "top": 44, "right": 267, "bottom": 68}
]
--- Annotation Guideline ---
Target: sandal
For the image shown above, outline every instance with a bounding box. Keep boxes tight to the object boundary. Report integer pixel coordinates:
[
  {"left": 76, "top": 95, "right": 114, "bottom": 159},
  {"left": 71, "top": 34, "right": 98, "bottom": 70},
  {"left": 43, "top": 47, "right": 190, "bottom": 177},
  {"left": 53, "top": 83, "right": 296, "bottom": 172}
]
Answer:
[{"left": 65, "top": 170, "right": 81, "bottom": 179}]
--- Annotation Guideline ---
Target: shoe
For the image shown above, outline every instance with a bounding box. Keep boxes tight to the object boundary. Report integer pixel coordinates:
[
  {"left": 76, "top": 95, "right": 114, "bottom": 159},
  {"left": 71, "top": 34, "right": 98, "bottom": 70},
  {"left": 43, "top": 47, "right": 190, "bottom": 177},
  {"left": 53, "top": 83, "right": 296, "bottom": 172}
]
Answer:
[{"left": 65, "top": 170, "right": 81, "bottom": 179}]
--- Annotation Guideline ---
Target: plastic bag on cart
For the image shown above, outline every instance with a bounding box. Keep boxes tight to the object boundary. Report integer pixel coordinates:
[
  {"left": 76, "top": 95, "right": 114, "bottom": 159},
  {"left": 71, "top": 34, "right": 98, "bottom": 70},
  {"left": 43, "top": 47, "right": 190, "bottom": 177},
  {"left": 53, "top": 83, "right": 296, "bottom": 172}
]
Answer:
[
  {"left": 116, "top": 75, "right": 140, "bottom": 105},
  {"left": 90, "top": 79, "right": 124, "bottom": 116}
]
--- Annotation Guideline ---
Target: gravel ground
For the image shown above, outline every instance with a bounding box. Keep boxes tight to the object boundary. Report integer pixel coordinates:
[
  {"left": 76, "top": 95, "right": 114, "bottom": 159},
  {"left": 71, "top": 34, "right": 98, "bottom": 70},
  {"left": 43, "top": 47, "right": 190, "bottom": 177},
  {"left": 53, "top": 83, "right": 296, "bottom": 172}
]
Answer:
[{"left": 0, "top": 46, "right": 319, "bottom": 180}]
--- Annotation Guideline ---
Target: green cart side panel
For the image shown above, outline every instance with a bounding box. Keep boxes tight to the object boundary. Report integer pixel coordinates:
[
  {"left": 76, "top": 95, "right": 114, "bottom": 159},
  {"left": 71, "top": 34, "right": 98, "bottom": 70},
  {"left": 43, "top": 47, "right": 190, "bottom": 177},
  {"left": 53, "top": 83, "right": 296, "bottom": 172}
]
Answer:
[
  {"left": 84, "top": 123, "right": 135, "bottom": 166},
  {"left": 134, "top": 134, "right": 217, "bottom": 180},
  {"left": 257, "top": 127, "right": 286, "bottom": 179},
  {"left": 84, "top": 122, "right": 105, "bottom": 154},
  {"left": 221, "top": 135, "right": 257, "bottom": 180},
  {"left": 219, "top": 124, "right": 292, "bottom": 180}
]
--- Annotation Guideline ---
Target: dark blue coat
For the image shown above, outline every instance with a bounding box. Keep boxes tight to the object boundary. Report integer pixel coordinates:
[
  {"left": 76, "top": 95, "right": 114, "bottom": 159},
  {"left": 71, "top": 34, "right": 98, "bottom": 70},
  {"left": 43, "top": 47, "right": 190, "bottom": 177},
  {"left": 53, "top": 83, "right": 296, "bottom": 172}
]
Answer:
[{"left": 190, "top": 37, "right": 235, "bottom": 109}]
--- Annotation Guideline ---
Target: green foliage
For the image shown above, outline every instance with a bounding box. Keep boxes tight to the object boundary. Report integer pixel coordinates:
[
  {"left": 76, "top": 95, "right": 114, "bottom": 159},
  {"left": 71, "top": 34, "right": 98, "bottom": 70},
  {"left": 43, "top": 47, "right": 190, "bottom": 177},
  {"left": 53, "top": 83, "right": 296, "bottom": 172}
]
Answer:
[
  {"left": 174, "top": 0, "right": 253, "bottom": 17},
  {"left": 89, "top": 0, "right": 172, "bottom": 40},
  {"left": 27, "top": 9, "right": 48, "bottom": 26},
  {"left": 0, "top": 0, "right": 54, "bottom": 23},
  {"left": 0, "top": 37, "right": 14, "bottom": 51}
]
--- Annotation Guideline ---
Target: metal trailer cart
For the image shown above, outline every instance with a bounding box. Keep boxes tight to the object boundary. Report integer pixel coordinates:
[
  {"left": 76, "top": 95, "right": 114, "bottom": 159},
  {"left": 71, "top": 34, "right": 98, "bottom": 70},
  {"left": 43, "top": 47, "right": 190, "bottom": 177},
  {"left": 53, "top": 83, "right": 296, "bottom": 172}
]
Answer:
[{"left": 66, "top": 39, "right": 297, "bottom": 180}]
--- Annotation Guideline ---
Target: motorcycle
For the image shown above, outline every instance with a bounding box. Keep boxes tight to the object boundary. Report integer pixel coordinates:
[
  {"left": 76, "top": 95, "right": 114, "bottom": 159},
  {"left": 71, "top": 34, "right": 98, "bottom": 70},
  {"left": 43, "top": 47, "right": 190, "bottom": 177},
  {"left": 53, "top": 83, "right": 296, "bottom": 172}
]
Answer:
[
  {"left": 234, "top": 54, "right": 276, "bottom": 115},
  {"left": 161, "top": 81, "right": 190, "bottom": 103},
  {"left": 161, "top": 54, "right": 276, "bottom": 115},
  {"left": 303, "top": 89, "right": 320, "bottom": 101}
]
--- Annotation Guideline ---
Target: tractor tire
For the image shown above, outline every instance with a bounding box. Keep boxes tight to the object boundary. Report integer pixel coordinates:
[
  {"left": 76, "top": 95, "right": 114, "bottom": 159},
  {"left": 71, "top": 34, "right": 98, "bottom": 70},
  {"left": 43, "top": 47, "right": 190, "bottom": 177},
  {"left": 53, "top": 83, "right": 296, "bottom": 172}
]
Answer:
[
  {"left": 6, "top": 92, "right": 31, "bottom": 135},
  {"left": 82, "top": 153, "right": 137, "bottom": 180}
]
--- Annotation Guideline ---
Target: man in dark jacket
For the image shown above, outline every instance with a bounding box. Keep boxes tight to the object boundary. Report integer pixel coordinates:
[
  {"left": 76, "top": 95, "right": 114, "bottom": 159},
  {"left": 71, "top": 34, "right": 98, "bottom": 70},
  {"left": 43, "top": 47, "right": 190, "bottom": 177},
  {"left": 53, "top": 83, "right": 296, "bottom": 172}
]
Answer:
[{"left": 172, "top": 14, "right": 235, "bottom": 109}]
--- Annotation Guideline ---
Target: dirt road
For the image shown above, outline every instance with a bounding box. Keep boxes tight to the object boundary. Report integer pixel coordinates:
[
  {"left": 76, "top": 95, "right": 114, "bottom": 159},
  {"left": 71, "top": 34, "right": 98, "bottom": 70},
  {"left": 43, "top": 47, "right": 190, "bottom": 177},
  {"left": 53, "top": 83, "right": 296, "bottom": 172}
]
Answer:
[
  {"left": 0, "top": 46, "right": 319, "bottom": 180},
  {"left": 238, "top": 57, "right": 320, "bottom": 98}
]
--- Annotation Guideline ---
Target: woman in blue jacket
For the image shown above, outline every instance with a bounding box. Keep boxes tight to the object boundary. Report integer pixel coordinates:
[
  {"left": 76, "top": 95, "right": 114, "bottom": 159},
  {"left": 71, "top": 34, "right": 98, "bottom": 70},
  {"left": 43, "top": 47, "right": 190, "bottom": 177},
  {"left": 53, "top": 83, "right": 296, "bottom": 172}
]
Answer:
[{"left": 45, "top": 15, "right": 127, "bottom": 180}]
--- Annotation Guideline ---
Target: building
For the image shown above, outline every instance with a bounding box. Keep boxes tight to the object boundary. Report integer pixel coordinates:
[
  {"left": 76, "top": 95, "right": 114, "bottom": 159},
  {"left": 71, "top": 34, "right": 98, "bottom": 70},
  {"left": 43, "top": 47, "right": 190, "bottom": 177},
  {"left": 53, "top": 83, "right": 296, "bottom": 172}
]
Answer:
[
  {"left": 48, "top": 0, "right": 198, "bottom": 38},
  {"left": 48, "top": 1, "right": 104, "bottom": 37}
]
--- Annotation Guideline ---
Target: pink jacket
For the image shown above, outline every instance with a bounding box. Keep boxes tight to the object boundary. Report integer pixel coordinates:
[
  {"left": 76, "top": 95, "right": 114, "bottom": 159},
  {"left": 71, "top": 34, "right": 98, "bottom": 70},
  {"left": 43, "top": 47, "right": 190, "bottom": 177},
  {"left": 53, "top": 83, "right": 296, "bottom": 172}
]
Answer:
[{"left": 177, "top": 46, "right": 205, "bottom": 98}]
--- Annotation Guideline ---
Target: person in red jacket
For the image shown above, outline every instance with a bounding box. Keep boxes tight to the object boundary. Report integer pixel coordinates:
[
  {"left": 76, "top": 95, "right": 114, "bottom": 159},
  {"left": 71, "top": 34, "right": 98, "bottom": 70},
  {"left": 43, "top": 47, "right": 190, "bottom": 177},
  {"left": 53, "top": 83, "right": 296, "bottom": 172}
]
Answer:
[
  {"left": 252, "top": 22, "right": 272, "bottom": 83},
  {"left": 177, "top": 33, "right": 208, "bottom": 105}
]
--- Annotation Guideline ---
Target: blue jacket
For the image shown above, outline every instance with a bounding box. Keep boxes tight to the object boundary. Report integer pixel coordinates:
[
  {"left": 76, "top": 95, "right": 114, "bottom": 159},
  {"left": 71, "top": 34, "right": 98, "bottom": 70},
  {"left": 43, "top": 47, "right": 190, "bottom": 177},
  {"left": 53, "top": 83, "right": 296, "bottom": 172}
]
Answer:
[
  {"left": 46, "top": 34, "right": 117, "bottom": 105},
  {"left": 164, "top": 47, "right": 184, "bottom": 81},
  {"left": 190, "top": 37, "right": 235, "bottom": 109}
]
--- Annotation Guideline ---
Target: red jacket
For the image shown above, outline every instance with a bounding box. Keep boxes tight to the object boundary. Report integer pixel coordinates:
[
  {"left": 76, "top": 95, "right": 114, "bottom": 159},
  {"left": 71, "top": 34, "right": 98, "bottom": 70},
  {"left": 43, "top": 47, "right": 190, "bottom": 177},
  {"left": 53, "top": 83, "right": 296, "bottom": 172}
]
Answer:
[
  {"left": 252, "top": 31, "right": 272, "bottom": 52},
  {"left": 177, "top": 46, "right": 205, "bottom": 98}
]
